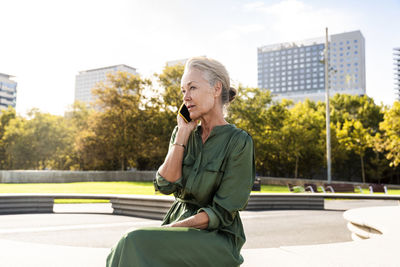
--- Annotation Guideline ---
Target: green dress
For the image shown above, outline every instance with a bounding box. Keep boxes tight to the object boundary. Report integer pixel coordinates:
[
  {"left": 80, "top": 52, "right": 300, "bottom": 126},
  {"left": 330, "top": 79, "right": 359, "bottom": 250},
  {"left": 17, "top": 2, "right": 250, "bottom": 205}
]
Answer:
[{"left": 107, "top": 124, "right": 255, "bottom": 267}]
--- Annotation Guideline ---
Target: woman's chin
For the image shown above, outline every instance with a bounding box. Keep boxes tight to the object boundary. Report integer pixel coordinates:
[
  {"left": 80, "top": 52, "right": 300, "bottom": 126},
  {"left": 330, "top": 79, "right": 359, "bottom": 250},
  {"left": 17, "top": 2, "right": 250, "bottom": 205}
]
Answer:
[{"left": 189, "top": 113, "right": 199, "bottom": 121}]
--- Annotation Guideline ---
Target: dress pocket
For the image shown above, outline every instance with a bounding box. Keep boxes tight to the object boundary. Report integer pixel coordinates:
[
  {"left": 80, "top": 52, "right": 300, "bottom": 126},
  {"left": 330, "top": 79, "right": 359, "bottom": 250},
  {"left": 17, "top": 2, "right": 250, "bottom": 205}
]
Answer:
[{"left": 205, "top": 158, "right": 225, "bottom": 173}]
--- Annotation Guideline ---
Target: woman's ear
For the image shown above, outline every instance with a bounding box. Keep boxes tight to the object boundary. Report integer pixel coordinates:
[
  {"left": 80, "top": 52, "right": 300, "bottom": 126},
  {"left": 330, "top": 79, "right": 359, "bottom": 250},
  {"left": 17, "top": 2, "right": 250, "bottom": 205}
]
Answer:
[{"left": 214, "top": 81, "right": 222, "bottom": 98}]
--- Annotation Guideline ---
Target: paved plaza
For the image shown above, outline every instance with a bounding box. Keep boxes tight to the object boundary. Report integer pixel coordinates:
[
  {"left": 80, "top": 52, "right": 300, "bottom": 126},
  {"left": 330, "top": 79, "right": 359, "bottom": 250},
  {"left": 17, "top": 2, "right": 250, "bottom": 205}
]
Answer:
[{"left": 0, "top": 199, "right": 398, "bottom": 266}]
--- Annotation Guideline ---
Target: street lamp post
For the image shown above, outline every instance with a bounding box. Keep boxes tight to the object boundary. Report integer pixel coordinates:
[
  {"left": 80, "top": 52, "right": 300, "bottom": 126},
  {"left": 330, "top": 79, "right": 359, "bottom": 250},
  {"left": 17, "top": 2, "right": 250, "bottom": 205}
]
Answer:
[{"left": 324, "top": 27, "right": 332, "bottom": 183}]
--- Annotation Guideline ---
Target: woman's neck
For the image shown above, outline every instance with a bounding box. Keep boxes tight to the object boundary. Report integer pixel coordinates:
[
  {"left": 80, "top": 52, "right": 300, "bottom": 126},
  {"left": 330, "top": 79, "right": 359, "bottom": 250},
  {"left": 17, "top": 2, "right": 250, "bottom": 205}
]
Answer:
[{"left": 200, "top": 112, "right": 228, "bottom": 143}]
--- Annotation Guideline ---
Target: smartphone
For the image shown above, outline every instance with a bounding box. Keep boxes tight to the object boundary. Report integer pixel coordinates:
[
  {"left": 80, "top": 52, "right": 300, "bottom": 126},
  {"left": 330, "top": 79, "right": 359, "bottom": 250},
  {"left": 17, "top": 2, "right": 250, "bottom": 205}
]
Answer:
[{"left": 178, "top": 103, "right": 192, "bottom": 123}]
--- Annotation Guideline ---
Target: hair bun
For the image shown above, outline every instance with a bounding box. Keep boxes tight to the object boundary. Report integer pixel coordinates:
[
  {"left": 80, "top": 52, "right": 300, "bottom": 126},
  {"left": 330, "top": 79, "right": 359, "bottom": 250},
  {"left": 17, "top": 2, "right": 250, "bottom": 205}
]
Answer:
[{"left": 228, "top": 87, "right": 237, "bottom": 102}]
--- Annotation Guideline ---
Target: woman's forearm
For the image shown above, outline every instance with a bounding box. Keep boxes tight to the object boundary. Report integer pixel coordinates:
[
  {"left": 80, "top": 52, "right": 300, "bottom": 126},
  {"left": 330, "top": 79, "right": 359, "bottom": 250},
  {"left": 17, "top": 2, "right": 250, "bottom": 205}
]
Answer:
[
  {"left": 168, "top": 212, "right": 209, "bottom": 229},
  {"left": 158, "top": 145, "right": 184, "bottom": 182},
  {"left": 158, "top": 127, "right": 191, "bottom": 182}
]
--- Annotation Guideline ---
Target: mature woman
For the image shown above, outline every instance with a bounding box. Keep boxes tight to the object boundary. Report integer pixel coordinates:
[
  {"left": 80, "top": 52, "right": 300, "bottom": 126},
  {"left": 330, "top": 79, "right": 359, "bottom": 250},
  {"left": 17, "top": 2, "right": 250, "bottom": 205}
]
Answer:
[{"left": 107, "top": 57, "right": 255, "bottom": 267}]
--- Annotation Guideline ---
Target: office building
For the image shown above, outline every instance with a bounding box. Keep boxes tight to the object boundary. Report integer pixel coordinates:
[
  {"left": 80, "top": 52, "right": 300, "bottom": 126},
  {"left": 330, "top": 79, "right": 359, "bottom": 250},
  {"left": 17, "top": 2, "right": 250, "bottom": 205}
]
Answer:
[
  {"left": 0, "top": 73, "right": 17, "bottom": 110},
  {"left": 257, "top": 30, "right": 366, "bottom": 102},
  {"left": 75, "top": 64, "right": 137, "bottom": 103},
  {"left": 394, "top": 47, "right": 400, "bottom": 100},
  {"left": 166, "top": 58, "right": 188, "bottom": 67}
]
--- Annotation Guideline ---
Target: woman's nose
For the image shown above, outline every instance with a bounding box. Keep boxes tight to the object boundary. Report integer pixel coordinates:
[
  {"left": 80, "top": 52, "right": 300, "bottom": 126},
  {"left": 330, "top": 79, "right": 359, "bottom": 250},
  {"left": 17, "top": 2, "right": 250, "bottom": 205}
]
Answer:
[{"left": 183, "top": 91, "right": 191, "bottom": 101}]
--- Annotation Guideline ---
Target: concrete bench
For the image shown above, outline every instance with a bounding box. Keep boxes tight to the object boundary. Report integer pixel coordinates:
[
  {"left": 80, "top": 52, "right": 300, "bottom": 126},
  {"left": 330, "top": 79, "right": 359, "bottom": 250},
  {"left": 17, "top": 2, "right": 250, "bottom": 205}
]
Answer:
[{"left": 1, "top": 193, "right": 400, "bottom": 219}]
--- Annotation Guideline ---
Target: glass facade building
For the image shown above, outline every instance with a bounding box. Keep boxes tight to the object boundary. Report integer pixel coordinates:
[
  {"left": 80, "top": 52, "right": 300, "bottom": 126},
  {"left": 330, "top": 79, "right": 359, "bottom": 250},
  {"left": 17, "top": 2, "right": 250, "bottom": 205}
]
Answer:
[
  {"left": 0, "top": 73, "right": 17, "bottom": 110},
  {"left": 394, "top": 47, "right": 400, "bottom": 100},
  {"left": 75, "top": 64, "right": 137, "bottom": 104},
  {"left": 258, "top": 30, "right": 366, "bottom": 102}
]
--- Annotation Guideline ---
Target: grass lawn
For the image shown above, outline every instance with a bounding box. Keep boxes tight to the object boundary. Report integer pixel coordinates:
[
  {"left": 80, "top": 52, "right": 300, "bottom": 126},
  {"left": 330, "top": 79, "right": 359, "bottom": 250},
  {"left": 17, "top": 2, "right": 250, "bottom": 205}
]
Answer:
[{"left": 0, "top": 182, "right": 156, "bottom": 203}]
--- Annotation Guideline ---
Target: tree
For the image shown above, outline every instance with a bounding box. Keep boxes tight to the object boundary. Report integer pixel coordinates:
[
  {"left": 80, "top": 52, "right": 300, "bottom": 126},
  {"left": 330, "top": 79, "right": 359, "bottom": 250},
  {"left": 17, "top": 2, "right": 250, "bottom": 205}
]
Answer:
[
  {"left": 330, "top": 94, "right": 384, "bottom": 182},
  {"left": 376, "top": 102, "right": 400, "bottom": 167},
  {"left": 336, "top": 119, "right": 371, "bottom": 183},
  {"left": 2, "top": 109, "right": 74, "bottom": 170},
  {"left": 280, "top": 100, "right": 325, "bottom": 178},
  {"left": 0, "top": 107, "right": 17, "bottom": 168},
  {"left": 228, "top": 86, "right": 291, "bottom": 176},
  {"left": 79, "top": 71, "right": 151, "bottom": 170}
]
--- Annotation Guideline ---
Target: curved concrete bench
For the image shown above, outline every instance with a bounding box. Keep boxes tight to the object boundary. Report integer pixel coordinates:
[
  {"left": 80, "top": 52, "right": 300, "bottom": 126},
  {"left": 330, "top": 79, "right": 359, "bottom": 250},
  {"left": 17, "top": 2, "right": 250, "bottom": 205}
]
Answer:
[
  {"left": 344, "top": 206, "right": 400, "bottom": 240},
  {"left": 0, "top": 193, "right": 326, "bottom": 219},
  {"left": 1, "top": 193, "right": 400, "bottom": 220},
  {"left": 242, "top": 205, "right": 400, "bottom": 267}
]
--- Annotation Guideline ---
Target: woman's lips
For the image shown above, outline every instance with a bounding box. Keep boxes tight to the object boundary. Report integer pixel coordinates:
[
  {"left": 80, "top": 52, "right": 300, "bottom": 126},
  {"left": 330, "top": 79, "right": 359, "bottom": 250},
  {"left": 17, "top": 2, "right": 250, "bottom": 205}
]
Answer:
[{"left": 187, "top": 105, "right": 195, "bottom": 111}]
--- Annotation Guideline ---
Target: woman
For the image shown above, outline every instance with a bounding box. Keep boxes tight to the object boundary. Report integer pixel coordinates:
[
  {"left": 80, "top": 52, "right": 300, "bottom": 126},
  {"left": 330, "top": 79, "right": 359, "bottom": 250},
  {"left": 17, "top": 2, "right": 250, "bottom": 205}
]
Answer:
[{"left": 107, "top": 57, "right": 255, "bottom": 267}]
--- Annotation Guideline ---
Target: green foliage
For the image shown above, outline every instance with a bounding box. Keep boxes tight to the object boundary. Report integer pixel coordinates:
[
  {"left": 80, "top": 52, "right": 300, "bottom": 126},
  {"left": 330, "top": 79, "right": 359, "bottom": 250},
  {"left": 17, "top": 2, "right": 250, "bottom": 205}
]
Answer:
[
  {"left": 0, "top": 69, "right": 399, "bottom": 185},
  {"left": 1, "top": 108, "right": 74, "bottom": 169},
  {"left": 377, "top": 102, "right": 400, "bottom": 167}
]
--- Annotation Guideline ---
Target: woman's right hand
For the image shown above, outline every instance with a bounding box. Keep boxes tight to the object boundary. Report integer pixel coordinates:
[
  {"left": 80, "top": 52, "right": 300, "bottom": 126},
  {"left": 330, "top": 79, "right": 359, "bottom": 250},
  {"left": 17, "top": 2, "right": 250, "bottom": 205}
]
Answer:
[{"left": 175, "top": 114, "right": 197, "bottom": 145}]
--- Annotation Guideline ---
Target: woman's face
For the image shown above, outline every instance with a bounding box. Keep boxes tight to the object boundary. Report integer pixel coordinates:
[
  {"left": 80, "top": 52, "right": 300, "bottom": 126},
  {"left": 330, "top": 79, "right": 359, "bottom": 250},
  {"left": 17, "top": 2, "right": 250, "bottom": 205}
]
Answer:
[{"left": 180, "top": 68, "right": 218, "bottom": 120}]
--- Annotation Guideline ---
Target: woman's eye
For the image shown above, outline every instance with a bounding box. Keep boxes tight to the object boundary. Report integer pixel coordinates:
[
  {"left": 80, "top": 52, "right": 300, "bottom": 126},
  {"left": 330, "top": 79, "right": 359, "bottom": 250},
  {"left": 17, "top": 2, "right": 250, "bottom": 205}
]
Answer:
[
  {"left": 181, "top": 90, "right": 186, "bottom": 94},
  {"left": 190, "top": 86, "right": 196, "bottom": 90}
]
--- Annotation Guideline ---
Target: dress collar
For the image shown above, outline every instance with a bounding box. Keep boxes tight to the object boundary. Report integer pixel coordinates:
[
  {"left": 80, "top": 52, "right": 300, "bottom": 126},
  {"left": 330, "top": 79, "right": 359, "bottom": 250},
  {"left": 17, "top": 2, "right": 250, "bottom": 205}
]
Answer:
[{"left": 195, "top": 124, "right": 235, "bottom": 138}]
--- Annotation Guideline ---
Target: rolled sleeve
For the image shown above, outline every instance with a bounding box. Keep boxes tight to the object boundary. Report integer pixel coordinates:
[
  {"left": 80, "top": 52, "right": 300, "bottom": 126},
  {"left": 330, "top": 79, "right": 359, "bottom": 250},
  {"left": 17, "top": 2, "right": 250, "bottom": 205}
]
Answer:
[
  {"left": 197, "top": 207, "right": 220, "bottom": 230},
  {"left": 154, "top": 171, "right": 183, "bottom": 195}
]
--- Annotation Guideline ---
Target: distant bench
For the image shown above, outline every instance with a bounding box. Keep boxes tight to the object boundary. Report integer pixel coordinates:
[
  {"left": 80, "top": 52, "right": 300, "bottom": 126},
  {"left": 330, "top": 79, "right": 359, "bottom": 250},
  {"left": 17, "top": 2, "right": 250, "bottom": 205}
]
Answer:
[{"left": 324, "top": 183, "right": 363, "bottom": 193}]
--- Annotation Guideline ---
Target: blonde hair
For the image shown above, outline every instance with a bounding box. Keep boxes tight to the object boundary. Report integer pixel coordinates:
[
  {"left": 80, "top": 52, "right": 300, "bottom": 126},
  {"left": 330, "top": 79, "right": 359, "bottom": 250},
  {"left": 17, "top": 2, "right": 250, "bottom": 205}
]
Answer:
[{"left": 185, "top": 57, "right": 236, "bottom": 105}]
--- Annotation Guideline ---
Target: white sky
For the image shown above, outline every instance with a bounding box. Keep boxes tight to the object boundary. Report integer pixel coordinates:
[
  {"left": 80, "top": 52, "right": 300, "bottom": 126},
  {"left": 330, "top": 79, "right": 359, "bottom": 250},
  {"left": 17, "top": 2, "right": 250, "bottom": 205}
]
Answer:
[{"left": 1, "top": 0, "right": 399, "bottom": 116}]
